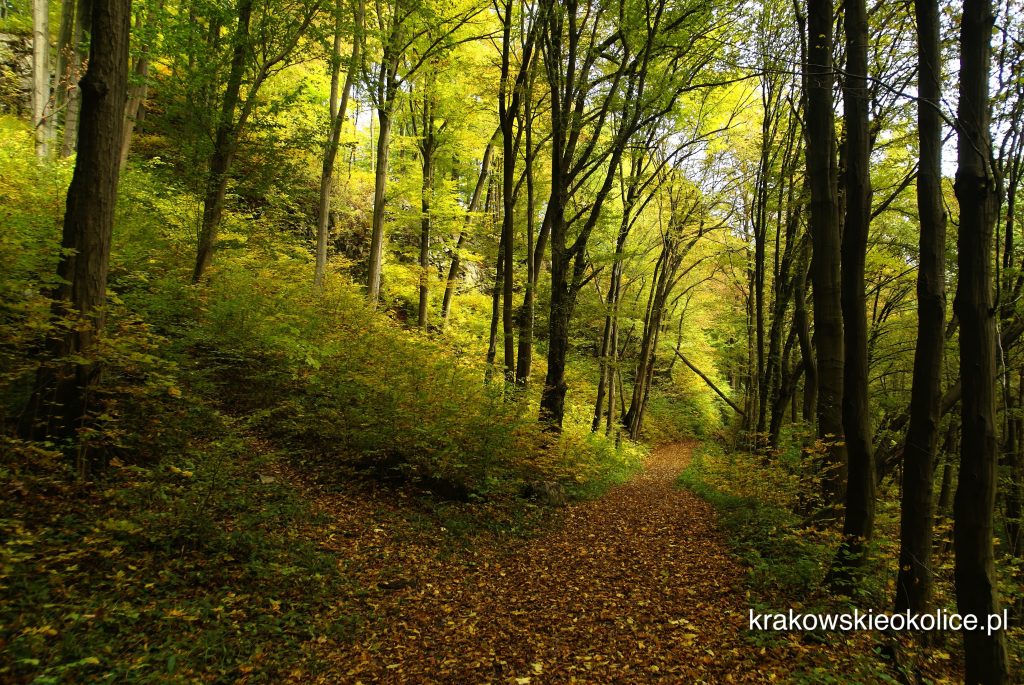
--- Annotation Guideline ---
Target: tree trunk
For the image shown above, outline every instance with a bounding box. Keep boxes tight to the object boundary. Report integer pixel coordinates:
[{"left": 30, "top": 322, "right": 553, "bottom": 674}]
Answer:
[
  {"left": 22, "top": 0, "right": 130, "bottom": 477},
  {"left": 514, "top": 84, "right": 539, "bottom": 384},
  {"left": 32, "top": 0, "right": 51, "bottom": 158},
  {"left": 61, "top": 0, "right": 91, "bottom": 157},
  {"left": 366, "top": 66, "right": 396, "bottom": 302},
  {"left": 794, "top": 251, "right": 816, "bottom": 422},
  {"left": 894, "top": 0, "right": 946, "bottom": 617},
  {"left": 119, "top": 5, "right": 156, "bottom": 169},
  {"left": 192, "top": 0, "right": 254, "bottom": 283},
  {"left": 53, "top": 0, "right": 75, "bottom": 130},
  {"left": 315, "top": 0, "right": 362, "bottom": 288},
  {"left": 804, "top": 0, "right": 846, "bottom": 504},
  {"left": 417, "top": 82, "right": 436, "bottom": 329},
  {"left": 828, "top": 0, "right": 875, "bottom": 590},
  {"left": 440, "top": 133, "right": 497, "bottom": 325},
  {"left": 953, "top": 0, "right": 1011, "bottom": 677}
]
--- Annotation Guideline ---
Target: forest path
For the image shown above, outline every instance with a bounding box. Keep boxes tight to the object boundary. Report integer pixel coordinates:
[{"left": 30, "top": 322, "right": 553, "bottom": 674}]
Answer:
[{"left": 309, "top": 442, "right": 788, "bottom": 683}]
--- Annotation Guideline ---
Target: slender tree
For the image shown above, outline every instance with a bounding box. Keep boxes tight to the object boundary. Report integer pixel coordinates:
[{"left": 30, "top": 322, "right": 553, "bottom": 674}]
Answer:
[
  {"left": 316, "top": 0, "right": 365, "bottom": 288},
  {"left": 364, "top": 0, "right": 485, "bottom": 303},
  {"left": 826, "top": 0, "right": 875, "bottom": 590},
  {"left": 894, "top": 0, "right": 946, "bottom": 617},
  {"left": 32, "top": 0, "right": 51, "bottom": 158},
  {"left": 803, "top": 0, "right": 846, "bottom": 505},
  {"left": 191, "top": 0, "right": 324, "bottom": 283}
]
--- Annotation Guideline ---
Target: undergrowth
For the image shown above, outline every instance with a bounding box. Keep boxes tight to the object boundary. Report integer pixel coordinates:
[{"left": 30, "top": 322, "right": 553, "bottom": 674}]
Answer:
[
  {"left": 678, "top": 436, "right": 986, "bottom": 683},
  {"left": 0, "top": 117, "right": 651, "bottom": 681}
]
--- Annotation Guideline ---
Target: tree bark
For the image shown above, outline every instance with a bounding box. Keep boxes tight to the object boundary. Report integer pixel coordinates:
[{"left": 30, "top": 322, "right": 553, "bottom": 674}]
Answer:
[
  {"left": 827, "top": 0, "right": 875, "bottom": 591},
  {"left": 32, "top": 0, "right": 51, "bottom": 158},
  {"left": 953, "top": 0, "right": 1011, "bottom": 677},
  {"left": 61, "top": 0, "right": 91, "bottom": 157},
  {"left": 894, "top": 0, "right": 946, "bottom": 617},
  {"left": 119, "top": 5, "right": 157, "bottom": 169},
  {"left": 315, "top": 0, "right": 362, "bottom": 288},
  {"left": 22, "top": 0, "right": 130, "bottom": 477},
  {"left": 804, "top": 0, "right": 846, "bottom": 503}
]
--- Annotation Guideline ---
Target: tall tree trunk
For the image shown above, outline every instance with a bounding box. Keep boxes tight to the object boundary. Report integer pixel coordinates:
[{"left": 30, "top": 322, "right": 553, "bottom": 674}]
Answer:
[
  {"left": 315, "top": 0, "right": 362, "bottom": 288},
  {"left": 894, "top": 0, "right": 946, "bottom": 617},
  {"left": 953, "top": 0, "right": 1011, "bottom": 677},
  {"left": 804, "top": 0, "right": 846, "bottom": 504},
  {"left": 366, "top": 46, "right": 400, "bottom": 303},
  {"left": 192, "top": 0, "right": 254, "bottom": 283},
  {"left": 54, "top": 0, "right": 75, "bottom": 130},
  {"left": 441, "top": 133, "right": 497, "bottom": 325},
  {"left": 417, "top": 81, "right": 436, "bottom": 329},
  {"left": 61, "top": 0, "right": 91, "bottom": 157},
  {"left": 487, "top": 198, "right": 505, "bottom": 375},
  {"left": 828, "top": 0, "right": 875, "bottom": 590},
  {"left": 21, "top": 0, "right": 130, "bottom": 477},
  {"left": 514, "top": 81, "right": 539, "bottom": 383},
  {"left": 119, "top": 5, "right": 156, "bottom": 169},
  {"left": 32, "top": 0, "right": 51, "bottom": 158}
]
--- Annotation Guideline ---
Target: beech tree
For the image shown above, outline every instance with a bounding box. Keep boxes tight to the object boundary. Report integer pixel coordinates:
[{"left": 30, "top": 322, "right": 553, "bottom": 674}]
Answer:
[
  {"left": 803, "top": 0, "right": 846, "bottom": 505},
  {"left": 826, "top": 0, "right": 875, "bottom": 589},
  {"left": 894, "top": 0, "right": 946, "bottom": 617},
  {"left": 953, "top": 0, "right": 1011, "bottom": 677},
  {"left": 537, "top": 0, "right": 720, "bottom": 427}
]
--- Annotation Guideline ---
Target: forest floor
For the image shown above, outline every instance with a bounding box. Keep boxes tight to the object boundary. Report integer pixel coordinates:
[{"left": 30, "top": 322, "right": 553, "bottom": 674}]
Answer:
[{"left": 293, "top": 442, "right": 812, "bottom": 683}]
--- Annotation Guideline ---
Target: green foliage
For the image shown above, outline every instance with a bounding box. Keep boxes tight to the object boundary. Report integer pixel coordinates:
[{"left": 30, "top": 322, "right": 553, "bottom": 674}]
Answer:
[
  {"left": 678, "top": 442, "right": 834, "bottom": 596},
  {"left": 0, "top": 428, "right": 350, "bottom": 683}
]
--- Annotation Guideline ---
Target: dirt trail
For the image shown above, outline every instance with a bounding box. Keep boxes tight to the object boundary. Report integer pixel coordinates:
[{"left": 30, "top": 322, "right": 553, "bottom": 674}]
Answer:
[{"left": 314, "top": 442, "right": 789, "bottom": 683}]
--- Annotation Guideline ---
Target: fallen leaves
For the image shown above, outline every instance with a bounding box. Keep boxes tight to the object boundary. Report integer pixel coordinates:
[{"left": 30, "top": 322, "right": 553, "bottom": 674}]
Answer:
[{"left": 301, "top": 442, "right": 801, "bottom": 683}]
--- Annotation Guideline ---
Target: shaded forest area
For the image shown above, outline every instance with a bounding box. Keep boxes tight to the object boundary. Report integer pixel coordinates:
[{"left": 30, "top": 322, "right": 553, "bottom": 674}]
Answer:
[{"left": 1, "top": 0, "right": 1024, "bottom": 681}]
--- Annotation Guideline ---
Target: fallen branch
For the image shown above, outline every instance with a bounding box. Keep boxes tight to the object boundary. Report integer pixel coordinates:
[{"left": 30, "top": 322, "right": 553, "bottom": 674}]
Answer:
[{"left": 674, "top": 349, "right": 745, "bottom": 417}]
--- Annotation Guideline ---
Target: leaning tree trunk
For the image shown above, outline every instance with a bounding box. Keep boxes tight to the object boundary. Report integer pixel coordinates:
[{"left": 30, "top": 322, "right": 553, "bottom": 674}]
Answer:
[
  {"left": 894, "top": 0, "right": 946, "bottom": 617},
  {"left": 315, "top": 0, "right": 362, "bottom": 288},
  {"left": 192, "top": 0, "right": 254, "bottom": 283},
  {"left": 22, "top": 0, "right": 130, "bottom": 478},
  {"left": 953, "top": 0, "right": 1011, "bottom": 678},
  {"left": 440, "top": 133, "right": 497, "bottom": 325}
]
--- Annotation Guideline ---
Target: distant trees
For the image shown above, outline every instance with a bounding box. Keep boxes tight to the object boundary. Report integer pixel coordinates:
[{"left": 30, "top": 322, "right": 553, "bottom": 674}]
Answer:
[
  {"left": 363, "top": 0, "right": 485, "bottom": 303},
  {"left": 31, "top": 0, "right": 50, "bottom": 157},
  {"left": 191, "top": 0, "right": 324, "bottom": 282}
]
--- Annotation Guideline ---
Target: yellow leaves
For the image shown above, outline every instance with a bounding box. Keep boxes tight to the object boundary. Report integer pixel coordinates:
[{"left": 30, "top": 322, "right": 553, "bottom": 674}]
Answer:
[
  {"left": 167, "top": 385, "right": 182, "bottom": 398},
  {"left": 168, "top": 465, "right": 194, "bottom": 478}
]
